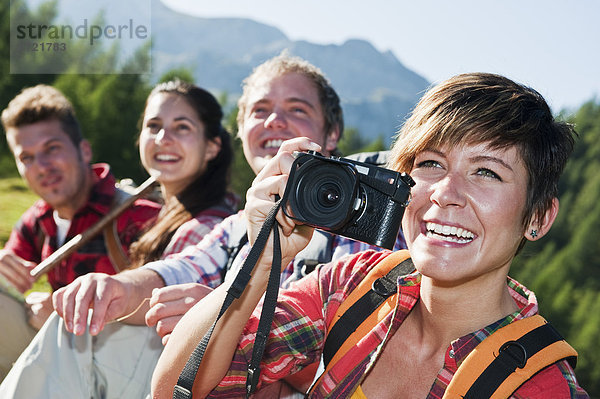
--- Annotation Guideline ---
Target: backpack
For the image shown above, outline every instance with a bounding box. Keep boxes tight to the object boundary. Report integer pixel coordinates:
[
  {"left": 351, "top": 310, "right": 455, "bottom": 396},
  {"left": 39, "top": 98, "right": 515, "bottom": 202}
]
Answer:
[
  {"left": 101, "top": 186, "right": 133, "bottom": 272},
  {"left": 304, "top": 250, "right": 578, "bottom": 398}
]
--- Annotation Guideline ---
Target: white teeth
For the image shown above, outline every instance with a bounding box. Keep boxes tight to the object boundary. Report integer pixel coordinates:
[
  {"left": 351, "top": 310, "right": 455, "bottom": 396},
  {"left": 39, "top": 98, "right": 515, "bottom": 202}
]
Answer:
[
  {"left": 156, "top": 154, "right": 179, "bottom": 161},
  {"left": 425, "top": 222, "right": 474, "bottom": 243},
  {"left": 264, "top": 139, "right": 283, "bottom": 149}
]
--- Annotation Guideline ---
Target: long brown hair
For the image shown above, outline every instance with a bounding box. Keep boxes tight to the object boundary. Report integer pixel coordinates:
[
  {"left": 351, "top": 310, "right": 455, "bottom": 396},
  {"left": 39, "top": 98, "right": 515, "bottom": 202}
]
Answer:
[{"left": 128, "top": 80, "right": 233, "bottom": 268}]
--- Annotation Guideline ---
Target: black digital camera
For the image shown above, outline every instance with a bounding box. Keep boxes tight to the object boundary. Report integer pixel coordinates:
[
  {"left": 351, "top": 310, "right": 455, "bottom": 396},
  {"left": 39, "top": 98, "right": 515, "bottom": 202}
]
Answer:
[{"left": 282, "top": 151, "right": 415, "bottom": 249}]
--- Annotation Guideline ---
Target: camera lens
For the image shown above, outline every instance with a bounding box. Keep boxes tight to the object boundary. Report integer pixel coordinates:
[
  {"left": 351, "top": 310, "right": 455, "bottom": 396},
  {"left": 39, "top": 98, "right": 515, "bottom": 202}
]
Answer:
[
  {"left": 318, "top": 184, "right": 341, "bottom": 207},
  {"left": 291, "top": 159, "right": 359, "bottom": 230}
]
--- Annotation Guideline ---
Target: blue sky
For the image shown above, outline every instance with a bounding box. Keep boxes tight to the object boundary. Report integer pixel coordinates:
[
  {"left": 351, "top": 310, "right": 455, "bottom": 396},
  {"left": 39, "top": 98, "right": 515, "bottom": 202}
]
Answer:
[{"left": 161, "top": 0, "right": 599, "bottom": 113}]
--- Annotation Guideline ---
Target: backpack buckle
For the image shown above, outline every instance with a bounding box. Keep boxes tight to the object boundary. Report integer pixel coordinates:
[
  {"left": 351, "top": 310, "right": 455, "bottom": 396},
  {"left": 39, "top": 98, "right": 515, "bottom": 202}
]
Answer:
[
  {"left": 371, "top": 277, "right": 397, "bottom": 297},
  {"left": 499, "top": 340, "right": 528, "bottom": 369}
]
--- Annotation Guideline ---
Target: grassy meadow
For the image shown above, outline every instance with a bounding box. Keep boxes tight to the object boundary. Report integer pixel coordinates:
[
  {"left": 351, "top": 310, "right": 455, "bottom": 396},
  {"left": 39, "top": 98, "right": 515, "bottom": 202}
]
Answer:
[
  {"left": 0, "top": 177, "right": 50, "bottom": 296},
  {"left": 0, "top": 177, "right": 37, "bottom": 246}
]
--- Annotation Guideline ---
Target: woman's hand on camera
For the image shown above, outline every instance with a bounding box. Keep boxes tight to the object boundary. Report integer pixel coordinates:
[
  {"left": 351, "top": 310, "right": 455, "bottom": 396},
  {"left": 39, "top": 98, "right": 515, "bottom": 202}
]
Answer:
[{"left": 245, "top": 138, "right": 321, "bottom": 270}]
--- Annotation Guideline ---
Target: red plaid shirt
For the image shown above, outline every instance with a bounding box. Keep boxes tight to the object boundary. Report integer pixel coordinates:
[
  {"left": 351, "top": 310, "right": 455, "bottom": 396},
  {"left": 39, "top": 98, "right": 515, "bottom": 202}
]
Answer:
[
  {"left": 4, "top": 164, "right": 160, "bottom": 290},
  {"left": 210, "top": 250, "right": 589, "bottom": 398}
]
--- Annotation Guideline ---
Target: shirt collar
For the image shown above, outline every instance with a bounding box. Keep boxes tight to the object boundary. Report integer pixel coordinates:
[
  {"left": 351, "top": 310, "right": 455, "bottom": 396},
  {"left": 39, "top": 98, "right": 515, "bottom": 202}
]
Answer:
[
  {"left": 395, "top": 273, "right": 538, "bottom": 367},
  {"left": 449, "top": 276, "right": 538, "bottom": 365}
]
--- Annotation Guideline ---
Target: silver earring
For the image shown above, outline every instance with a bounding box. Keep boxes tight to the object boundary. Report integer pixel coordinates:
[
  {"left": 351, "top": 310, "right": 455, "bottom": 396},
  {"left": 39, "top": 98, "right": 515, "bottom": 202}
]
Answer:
[{"left": 531, "top": 230, "right": 538, "bottom": 238}]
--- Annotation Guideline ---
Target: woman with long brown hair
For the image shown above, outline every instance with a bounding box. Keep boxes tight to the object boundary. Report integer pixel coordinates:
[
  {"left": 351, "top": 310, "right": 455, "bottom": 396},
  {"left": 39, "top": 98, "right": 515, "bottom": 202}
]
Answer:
[{"left": 129, "top": 79, "right": 236, "bottom": 268}]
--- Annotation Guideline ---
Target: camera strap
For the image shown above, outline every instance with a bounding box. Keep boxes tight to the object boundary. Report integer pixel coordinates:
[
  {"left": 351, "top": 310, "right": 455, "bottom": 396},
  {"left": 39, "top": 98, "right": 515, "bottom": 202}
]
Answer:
[{"left": 173, "top": 198, "right": 283, "bottom": 399}]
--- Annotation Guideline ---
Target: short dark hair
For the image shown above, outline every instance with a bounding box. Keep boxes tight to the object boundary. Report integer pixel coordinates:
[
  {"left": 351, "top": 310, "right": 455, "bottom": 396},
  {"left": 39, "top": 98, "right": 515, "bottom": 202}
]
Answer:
[
  {"left": 1, "top": 84, "right": 83, "bottom": 147},
  {"left": 389, "top": 72, "right": 576, "bottom": 230}
]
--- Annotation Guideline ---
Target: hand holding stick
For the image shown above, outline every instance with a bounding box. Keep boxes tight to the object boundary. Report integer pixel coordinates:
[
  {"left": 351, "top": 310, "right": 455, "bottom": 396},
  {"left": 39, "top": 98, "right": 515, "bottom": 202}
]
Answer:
[{"left": 30, "top": 175, "right": 157, "bottom": 279}]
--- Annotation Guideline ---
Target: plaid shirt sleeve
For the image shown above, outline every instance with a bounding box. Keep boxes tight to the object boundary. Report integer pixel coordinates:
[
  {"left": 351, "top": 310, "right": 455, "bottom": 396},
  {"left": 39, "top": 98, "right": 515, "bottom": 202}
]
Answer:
[
  {"left": 207, "top": 271, "right": 326, "bottom": 397},
  {"left": 207, "top": 250, "right": 384, "bottom": 397},
  {"left": 143, "top": 213, "right": 241, "bottom": 288},
  {"left": 3, "top": 205, "right": 44, "bottom": 262},
  {"left": 162, "top": 214, "right": 226, "bottom": 257},
  {"left": 329, "top": 230, "right": 407, "bottom": 261}
]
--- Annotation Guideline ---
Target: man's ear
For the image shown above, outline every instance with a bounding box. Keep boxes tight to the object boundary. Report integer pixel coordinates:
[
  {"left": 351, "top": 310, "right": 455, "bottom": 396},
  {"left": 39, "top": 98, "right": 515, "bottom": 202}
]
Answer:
[
  {"left": 79, "top": 139, "right": 93, "bottom": 164},
  {"left": 323, "top": 126, "right": 340, "bottom": 153},
  {"left": 526, "top": 197, "right": 559, "bottom": 241}
]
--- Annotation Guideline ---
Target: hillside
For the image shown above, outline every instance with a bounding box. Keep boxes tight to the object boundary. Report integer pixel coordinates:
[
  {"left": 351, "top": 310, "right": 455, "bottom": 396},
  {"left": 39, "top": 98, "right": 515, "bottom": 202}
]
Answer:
[
  {"left": 53, "top": 0, "right": 431, "bottom": 144},
  {"left": 151, "top": 0, "right": 429, "bottom": 143}
]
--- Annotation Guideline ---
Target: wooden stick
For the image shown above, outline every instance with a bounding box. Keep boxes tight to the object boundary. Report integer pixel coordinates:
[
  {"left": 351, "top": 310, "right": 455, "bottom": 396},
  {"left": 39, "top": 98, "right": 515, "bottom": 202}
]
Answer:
[{"left": 30, "top": 175, "right": 157, "bottom": 279}]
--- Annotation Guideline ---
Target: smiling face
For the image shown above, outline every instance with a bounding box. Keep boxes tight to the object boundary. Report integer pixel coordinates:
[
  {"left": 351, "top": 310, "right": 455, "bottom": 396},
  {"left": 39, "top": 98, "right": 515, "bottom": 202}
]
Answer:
[
  {"left": 7, "top": 119, "right": 93, "bottom": 219},
  {"left": 238, "top": 72, "right": 339, "bottom": 174},
  {"left": 402, "top": 142, "right": 530, "bottom": 285},
  {"left": 139, "top": 93, "right": 221, "bottom": 198}
]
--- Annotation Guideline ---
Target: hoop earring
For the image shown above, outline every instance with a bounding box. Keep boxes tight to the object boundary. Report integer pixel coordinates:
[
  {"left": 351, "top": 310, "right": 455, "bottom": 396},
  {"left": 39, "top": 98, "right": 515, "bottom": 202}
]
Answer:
[{"left": 530, "top": 230, "right": 538, "bottom": 238}]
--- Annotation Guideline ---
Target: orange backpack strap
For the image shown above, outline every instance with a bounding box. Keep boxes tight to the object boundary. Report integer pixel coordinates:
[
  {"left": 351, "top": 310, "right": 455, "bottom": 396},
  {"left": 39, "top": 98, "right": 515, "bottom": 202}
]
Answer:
[
  {"left": 305, "top": 250, "right": 414, "bottom": 394},
  {"left": 443, "top": 314, "right": 578, "bottom": 399},
  {"left": 323, "top": 249, "right": 413, "bottom": 367},
  {"left": 102, "top": 220, "right": 130, "bottom": 272}
]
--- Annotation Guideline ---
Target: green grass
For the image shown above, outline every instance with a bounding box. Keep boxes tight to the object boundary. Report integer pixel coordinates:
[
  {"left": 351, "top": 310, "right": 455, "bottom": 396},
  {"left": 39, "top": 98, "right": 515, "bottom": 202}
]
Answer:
[
  {"left": 0, "top": 177, "right": 50, "bottom": 296},
  {"left": 0, "top": 177, "right": 38, "bottom": 246},
  {"left": 0, "top": 177, "right": 39, "bottom": 244}
]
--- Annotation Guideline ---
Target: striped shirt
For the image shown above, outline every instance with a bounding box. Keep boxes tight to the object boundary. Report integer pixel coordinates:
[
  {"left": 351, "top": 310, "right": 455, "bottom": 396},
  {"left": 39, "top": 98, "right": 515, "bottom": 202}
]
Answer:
[{"left": 209, "top": 250, "right": 589, "bottom": 398}]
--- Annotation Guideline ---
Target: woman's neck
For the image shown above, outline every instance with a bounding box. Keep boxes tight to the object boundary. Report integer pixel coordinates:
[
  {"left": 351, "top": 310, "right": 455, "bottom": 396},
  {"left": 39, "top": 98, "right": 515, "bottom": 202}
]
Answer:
[{"left": 414, "top": 271, "right": 519, "bottom": 346}]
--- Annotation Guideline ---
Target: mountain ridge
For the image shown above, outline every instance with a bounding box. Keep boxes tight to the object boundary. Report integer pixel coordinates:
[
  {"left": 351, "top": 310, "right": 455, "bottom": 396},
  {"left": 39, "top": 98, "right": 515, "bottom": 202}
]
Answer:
[
  {"left": 54, "top": 0, "right": 431, "bottom": 143},
  {"left": 151, "top": 0, "right": 430, "bottom": 143}
]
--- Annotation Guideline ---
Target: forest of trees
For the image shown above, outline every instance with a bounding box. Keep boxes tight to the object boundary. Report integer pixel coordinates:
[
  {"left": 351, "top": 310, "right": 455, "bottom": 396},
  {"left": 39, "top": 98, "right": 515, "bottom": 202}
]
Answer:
[
  {"left": 0, "top": 1, "right": 598, "bottom": 396},
  {"left": 510, "top": 100, "right": 600, "bottom": 393}
]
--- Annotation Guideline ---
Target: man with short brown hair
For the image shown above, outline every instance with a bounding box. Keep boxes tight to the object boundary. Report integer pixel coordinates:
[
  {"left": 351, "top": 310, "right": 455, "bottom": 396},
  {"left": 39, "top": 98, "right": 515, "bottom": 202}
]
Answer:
[{"left": 0, "top": 84, "right": 160, "bottom": 380}]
